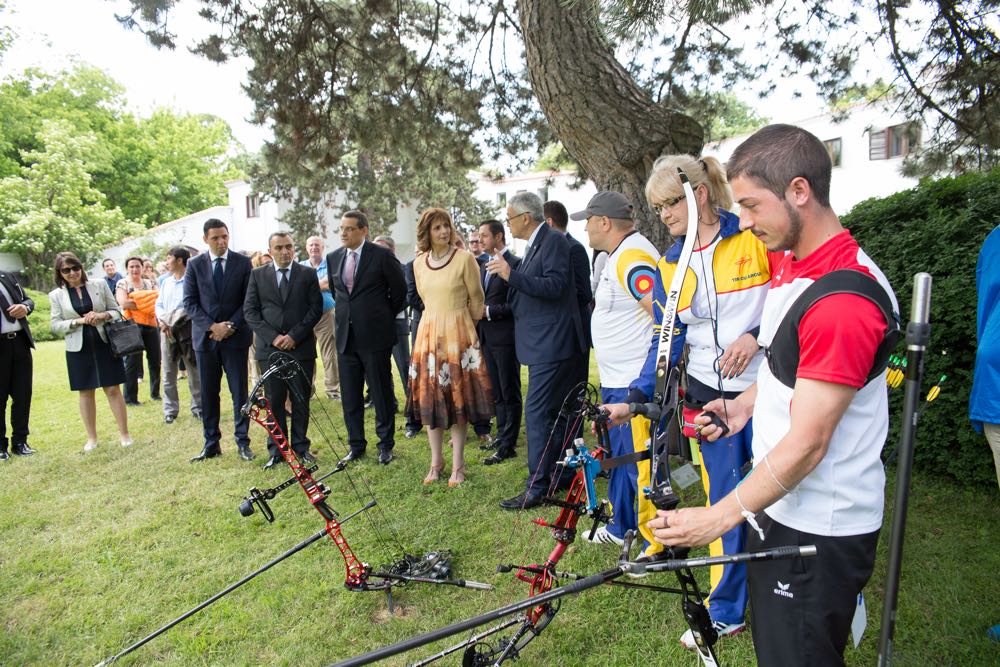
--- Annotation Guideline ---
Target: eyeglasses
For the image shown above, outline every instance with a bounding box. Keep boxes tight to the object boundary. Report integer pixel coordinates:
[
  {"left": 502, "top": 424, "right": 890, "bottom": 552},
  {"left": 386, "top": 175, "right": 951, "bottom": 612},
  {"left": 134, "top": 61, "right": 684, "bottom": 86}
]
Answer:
[
  {"left": 60, "top": 266, "right": 82, "bottom": 275},
  {"left": 503, "top": 212, "right": 528, "bottom": 225},
  {"left": 653, "top": 194, "right": 686, "bottom": 214}
]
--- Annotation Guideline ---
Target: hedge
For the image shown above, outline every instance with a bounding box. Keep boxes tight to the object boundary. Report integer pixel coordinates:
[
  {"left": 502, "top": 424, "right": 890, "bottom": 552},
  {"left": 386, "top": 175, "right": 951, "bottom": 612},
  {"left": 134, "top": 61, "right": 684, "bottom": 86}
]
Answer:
[
  {"left": 25, "top": 289, "right": 57, "bottom": 343},
  {"left": 843, "top": 166, "right": 1000, "bottom": 486}
]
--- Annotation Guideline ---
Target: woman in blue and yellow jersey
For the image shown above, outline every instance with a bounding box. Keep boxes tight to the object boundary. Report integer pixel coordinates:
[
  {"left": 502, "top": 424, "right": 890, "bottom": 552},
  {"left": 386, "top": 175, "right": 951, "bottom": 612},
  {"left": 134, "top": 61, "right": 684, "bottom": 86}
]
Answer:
[{"left": 606, "top": 154, "right": 783, "bottom": 650}]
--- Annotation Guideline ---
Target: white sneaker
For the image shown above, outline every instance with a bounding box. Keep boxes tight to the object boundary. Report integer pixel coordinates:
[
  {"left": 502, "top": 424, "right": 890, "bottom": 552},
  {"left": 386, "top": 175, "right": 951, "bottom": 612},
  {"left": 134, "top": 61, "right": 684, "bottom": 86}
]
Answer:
[
  {"left": 83, "top": 441, "right": 98, "bottom": 452},
  {"left": 680, "top": 621, "right": 746, "bottom": 650},
  {"left": 581, "top": 526, "right": 624, "bottom": 545},
  {"left": 120, "top": 439, "right": 134, "bottom": 448}
]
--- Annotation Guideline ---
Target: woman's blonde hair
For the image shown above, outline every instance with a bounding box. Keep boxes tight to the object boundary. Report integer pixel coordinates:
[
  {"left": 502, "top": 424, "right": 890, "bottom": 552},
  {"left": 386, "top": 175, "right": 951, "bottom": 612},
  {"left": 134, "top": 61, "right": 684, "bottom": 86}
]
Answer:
[
  {"left": 415, "top": 207, "right": 454, "bottom": 253},
  {"left": 645, "top": 154, "right": 733, "bottom": 212}
]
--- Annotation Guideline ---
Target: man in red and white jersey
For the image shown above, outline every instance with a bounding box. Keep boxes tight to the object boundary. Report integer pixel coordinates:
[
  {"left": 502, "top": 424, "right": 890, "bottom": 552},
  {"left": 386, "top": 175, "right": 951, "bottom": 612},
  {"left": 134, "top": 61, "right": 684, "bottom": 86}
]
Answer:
[{"left": 648, "top": 124, "right": 897, "bottom": 666}]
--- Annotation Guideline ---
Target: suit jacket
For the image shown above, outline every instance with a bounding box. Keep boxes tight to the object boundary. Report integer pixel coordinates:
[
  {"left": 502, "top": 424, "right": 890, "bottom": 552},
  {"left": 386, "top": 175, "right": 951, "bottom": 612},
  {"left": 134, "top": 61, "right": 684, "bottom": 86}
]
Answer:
[
  {"left": 566, "top": 233, "right": 594, "bottom": 349},
  {"left": 49, "top": 281, "right": 123, "bottom": 352},
  {"left": 405, "top": 259, "right": 423, "bottom": 332},
  {"left": 326, "top": 240, "right": 406, "bottom": 353},
  {"left": 477, "top": 249, "right": 520, "bottom": 348},
  {"left": 0, "top": 271, "right": 35, "bottom": 348},
  {"left": 244, "top": 263, "right": 324, "bottom": 361},
  {"left": 506, "top": 223, "right": 586, "bottom": 365},
  {"left": 183, "top": 251, "right": 253, "bottom": 352}
]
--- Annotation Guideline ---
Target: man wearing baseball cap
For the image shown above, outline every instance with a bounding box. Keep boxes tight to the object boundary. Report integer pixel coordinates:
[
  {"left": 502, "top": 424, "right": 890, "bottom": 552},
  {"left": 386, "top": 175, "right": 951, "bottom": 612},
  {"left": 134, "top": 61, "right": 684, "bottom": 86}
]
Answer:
[{"left": 570, "top": 192, "right": 660, "bottom": 551}]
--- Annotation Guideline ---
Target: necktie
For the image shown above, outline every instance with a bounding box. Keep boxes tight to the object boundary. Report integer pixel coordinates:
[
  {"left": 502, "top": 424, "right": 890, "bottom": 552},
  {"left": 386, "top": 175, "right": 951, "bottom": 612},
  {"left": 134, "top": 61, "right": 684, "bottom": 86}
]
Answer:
[
  {"left": 278, "top": 268, "right": 290, "bottom": 300},
  {"left": 213, "top": 257, "right": 224, "bottom": 295},
  {"left": 344, "top": 251, "right": 357, "bottom": 294}
]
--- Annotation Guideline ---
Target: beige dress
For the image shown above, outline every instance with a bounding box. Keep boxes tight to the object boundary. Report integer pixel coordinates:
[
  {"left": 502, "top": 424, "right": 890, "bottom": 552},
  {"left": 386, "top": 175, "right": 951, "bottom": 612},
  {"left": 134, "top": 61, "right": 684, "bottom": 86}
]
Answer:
[{"left": 408, "top": 249, "right": 493, "bottom": 428}]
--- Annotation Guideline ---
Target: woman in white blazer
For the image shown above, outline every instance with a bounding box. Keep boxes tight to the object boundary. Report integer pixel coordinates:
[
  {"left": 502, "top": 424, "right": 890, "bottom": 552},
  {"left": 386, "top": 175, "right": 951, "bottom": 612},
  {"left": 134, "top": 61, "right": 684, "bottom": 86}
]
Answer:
[{"left": 49, "top": 252, "right": 132, "bottom": 451}]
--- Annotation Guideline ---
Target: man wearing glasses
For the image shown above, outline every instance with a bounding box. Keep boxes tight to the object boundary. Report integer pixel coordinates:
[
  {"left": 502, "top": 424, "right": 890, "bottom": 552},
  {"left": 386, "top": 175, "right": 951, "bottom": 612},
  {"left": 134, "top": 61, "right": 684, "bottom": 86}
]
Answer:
[
  {"left": 326, "top": 211, "right": 406, "bottom": 465},
  {"left": 486, "top": 192, "right": 587, "bottom": 510}
]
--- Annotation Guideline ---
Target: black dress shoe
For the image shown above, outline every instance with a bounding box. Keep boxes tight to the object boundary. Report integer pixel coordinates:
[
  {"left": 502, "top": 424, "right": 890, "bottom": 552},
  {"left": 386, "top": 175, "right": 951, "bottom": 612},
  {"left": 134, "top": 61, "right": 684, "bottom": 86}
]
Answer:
[
  {"left": 0, "top": 450, "right": 9, "bottom": 461},
  {"left": 164, "top": 414, "right": 176, "bottom": 424},
  {"left": 499, "top": 492, "right": 543, "bottom": 511},
  {"left": 190, "top": 446, "right": 222, "bottom": 462},
  {"left": 340, "top": 450, "right": 365, "bottom": 464},
  {"left": 300, "top": 451, "right": 316, "bottom": 463},
  {"left": 404, "top": 428, "right": 419, "bottom": 439},
  {"left": 238, "top": 445, "right": 256, "bottom": 461},
  {"left": 11, "top": 442, "right": 36, "bottom": 456},
  {"left": 378, "top": 450, "right": 393, "bottom": 465},
  {"left": 263, "top": 455, "right": 283, "bottom": 469},
  {"left": 125, "top": 401, "right": 142, "bottom": 407},
  {"left": 483, "top": 449, "right": 516, "bottom": 465},
  {"left": 478, "top": 435, "right": 498, "bottom": 451}
]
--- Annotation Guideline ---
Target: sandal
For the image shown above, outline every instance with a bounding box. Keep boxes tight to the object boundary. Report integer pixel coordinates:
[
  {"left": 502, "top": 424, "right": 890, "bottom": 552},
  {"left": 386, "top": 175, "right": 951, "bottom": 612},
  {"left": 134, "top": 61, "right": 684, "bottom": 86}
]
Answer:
[
  {"left": 448, "top": 465, "right": 466, "bottom": 488},
  {"left": 424, "top": 464, "right": 444, "bottom": 485}
]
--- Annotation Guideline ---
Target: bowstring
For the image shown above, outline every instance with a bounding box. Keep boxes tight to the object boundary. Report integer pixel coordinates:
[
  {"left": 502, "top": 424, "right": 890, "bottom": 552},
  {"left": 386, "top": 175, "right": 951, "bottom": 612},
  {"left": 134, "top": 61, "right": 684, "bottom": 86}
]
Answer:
[{"left": 262, "top": 353, "right": 407, "bottom": 565}]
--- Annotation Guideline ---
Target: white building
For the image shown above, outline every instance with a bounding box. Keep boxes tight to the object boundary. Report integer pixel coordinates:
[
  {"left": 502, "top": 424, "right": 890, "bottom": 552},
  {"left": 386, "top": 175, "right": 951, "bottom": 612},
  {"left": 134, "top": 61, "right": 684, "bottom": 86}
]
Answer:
[{"left": 703, "top": 104, "right": 921, "bottom": 216}]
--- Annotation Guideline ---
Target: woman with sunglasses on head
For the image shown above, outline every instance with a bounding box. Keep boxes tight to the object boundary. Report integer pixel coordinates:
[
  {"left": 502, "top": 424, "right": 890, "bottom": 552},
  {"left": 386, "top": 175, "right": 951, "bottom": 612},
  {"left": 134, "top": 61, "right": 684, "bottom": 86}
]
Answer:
[
  {"left": 605, "top": 155, "right": 784, "bottom": 649},
  {"left": 49, "top": 252, "right": 132, "bottom": 451}
]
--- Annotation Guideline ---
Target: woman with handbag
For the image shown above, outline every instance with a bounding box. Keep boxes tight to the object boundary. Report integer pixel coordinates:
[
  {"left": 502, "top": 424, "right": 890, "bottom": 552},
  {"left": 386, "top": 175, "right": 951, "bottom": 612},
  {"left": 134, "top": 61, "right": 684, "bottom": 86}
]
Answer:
[
  {"left": 116, "top": 256, "right": 161, "bottom": 406},
  {"left": 49, "top": 252, "right": 132, "bottom": 451}
]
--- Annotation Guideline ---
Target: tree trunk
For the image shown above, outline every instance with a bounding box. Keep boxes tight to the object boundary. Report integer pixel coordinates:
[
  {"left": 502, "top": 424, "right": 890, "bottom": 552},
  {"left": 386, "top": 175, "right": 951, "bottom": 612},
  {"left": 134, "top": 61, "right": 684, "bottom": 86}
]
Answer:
[{"left": 517, "top": 0, "right": 704, "bottom": 250}]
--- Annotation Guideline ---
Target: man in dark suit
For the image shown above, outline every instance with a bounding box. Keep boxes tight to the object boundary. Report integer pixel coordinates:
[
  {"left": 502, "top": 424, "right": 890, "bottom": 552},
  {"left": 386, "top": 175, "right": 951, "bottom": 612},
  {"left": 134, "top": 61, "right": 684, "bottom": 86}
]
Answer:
[
  {"left": 403, "top": 257, "right": 423, "bottom": 439},
  {"left": 545, "top": 200, "right": 593, "bottom": 439},
  {"left": 0, "top": 270, "right": 36, "bottom": 460},
  {"left": 183, "top": 218, "right": 255, "bottom": 462},
  {"left": 326, "top": 210, "right": 407, "bottom": 465},
  {"left": 477, "top": 219, "right": 522, "bottom": 466},
  {"left": 545, "top": 199, "right": 594, "bottom": 382},
  {"left": 244, "top": 232, "right": 324, "bottom": 469},
  {"left": 486, "top": 193, "right": 587, "bottom": 510}
]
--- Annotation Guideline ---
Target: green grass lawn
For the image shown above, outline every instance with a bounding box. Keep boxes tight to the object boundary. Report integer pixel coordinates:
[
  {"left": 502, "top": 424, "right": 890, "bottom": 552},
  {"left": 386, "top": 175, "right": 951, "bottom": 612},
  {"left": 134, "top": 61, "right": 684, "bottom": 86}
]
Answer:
[{"left": 1, "top": 341, "right": 998, "bottom": 666}]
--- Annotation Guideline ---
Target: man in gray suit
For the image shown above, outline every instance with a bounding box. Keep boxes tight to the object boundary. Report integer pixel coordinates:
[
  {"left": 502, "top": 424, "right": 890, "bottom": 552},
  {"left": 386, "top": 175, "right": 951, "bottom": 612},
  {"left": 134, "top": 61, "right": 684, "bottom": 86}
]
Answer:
[{"left": 244, "top": 232, "right": 324, "bottom": 469}]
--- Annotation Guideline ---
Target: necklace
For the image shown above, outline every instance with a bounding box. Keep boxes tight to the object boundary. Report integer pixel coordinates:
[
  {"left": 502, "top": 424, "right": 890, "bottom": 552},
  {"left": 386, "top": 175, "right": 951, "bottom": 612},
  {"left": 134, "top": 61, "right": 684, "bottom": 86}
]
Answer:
[{"left": 430, "top": 249, "right": 452, "bottom": 261}]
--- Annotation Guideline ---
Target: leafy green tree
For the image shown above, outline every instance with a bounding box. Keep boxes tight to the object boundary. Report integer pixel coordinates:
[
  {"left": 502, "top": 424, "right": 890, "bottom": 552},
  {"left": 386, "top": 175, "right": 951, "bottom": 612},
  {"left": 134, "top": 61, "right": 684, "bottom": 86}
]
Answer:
[
  {"left": 0, "top": 62, "right": 125, "bottom": 179},
  {"left": 100, "top": 109, "right": 242, "bottom": 226},
  {"left": 0, "top": 120, "right": 141, "bottom": 289},
  {"left": 0, "top": 62, "right": 242, "bottom": 226}
]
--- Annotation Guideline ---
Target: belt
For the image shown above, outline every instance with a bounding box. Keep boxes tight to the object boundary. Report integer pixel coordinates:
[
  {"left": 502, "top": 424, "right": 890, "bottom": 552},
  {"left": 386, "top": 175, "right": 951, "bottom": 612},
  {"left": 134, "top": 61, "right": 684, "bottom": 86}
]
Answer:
[{"left": 2, "top": 331, "right": 22, "bottom": 339}]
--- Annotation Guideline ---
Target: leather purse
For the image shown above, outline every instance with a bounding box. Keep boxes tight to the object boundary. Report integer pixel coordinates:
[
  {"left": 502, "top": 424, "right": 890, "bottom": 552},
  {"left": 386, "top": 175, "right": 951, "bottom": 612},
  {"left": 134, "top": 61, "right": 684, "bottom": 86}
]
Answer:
[{"left": 106, "top": 319, "right": 145, "bottom": 358}]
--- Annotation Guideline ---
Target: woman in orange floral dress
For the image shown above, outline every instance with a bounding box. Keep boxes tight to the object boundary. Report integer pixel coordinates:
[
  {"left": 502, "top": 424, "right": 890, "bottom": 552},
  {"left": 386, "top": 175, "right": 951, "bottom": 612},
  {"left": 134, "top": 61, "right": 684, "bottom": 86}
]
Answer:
[{"left": 409, "top": 208, "right": 493, "bottom": 486}]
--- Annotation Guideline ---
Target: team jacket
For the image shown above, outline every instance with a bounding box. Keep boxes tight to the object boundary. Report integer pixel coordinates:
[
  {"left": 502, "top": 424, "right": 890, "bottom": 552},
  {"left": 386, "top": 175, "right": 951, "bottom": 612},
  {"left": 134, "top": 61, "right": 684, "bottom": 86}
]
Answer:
[{"left": 628, "top": 209, "right": 782, "bottom": 402}]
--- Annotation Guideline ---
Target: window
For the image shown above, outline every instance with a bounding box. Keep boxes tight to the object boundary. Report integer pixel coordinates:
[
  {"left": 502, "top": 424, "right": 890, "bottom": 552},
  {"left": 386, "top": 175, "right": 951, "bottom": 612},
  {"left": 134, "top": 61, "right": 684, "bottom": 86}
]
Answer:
[
  {"left": 246, "top": 194, "right": 260, "bottom": 218},
  {"left": 823, "top": 138, "right": 843, "bottom": 167},
  {"left": 497, "top": 192, "right": 507, "bottom": 207},
  {"left": 869, "top": 123, "right": 921, "bottom": 160}
]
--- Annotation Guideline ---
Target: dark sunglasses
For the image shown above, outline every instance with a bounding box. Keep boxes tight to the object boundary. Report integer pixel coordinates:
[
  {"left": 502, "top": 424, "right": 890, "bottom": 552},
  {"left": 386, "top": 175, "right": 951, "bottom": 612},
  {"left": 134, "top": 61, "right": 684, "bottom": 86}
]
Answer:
[{"left": 60, "top": 266, "right": 82, "bottom": 275}]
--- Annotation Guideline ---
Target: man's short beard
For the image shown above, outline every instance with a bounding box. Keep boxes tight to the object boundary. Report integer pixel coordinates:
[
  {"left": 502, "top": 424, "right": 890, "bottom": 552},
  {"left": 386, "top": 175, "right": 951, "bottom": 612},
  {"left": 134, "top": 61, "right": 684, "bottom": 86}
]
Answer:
[{"left": 780, "top": 200, "right": 804, "bottom": 252}]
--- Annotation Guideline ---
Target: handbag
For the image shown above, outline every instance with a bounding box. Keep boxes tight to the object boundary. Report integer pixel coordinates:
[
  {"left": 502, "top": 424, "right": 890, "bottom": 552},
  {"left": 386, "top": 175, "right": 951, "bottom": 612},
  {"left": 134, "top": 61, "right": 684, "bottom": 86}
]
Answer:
[{"left": 106, "top": 319, "right": 145, "bottom": 358}]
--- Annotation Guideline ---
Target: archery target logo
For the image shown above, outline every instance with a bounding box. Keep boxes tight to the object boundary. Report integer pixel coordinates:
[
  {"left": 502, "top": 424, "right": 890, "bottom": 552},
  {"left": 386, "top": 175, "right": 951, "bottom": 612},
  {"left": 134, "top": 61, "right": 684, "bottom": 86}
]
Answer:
[{"left": 617, "top": 248, "right": 657, "bottom": 300}]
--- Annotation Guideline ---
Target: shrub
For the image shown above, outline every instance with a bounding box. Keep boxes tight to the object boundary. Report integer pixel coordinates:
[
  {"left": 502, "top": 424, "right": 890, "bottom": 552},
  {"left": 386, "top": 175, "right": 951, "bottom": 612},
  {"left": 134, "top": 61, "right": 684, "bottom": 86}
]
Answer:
[
  {"left": 25, "top": 289, "right": 57, "bottom": 343},
  {"left": 843, "top": 167, "right": 1000, "bottom": 486}
]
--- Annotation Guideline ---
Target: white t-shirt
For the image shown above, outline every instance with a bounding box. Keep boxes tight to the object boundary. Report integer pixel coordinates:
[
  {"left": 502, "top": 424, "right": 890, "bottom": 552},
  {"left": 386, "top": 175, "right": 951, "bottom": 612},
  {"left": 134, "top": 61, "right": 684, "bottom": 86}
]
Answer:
[
  {"left": 755, "top": 231, "right": 897, "bottom": 537},
  {"left": 592, "top": 231, "right": 658, "bottom": 388}
]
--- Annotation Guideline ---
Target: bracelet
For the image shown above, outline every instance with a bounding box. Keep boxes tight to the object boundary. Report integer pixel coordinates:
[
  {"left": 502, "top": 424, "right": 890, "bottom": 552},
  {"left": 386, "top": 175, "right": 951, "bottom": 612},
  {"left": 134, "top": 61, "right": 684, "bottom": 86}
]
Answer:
[
  {"left": 764, "top": 455, "right": 793, "bottom": 494},
  {"left": 734, "top": 484, "right": 765, "bottom": 541}
]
